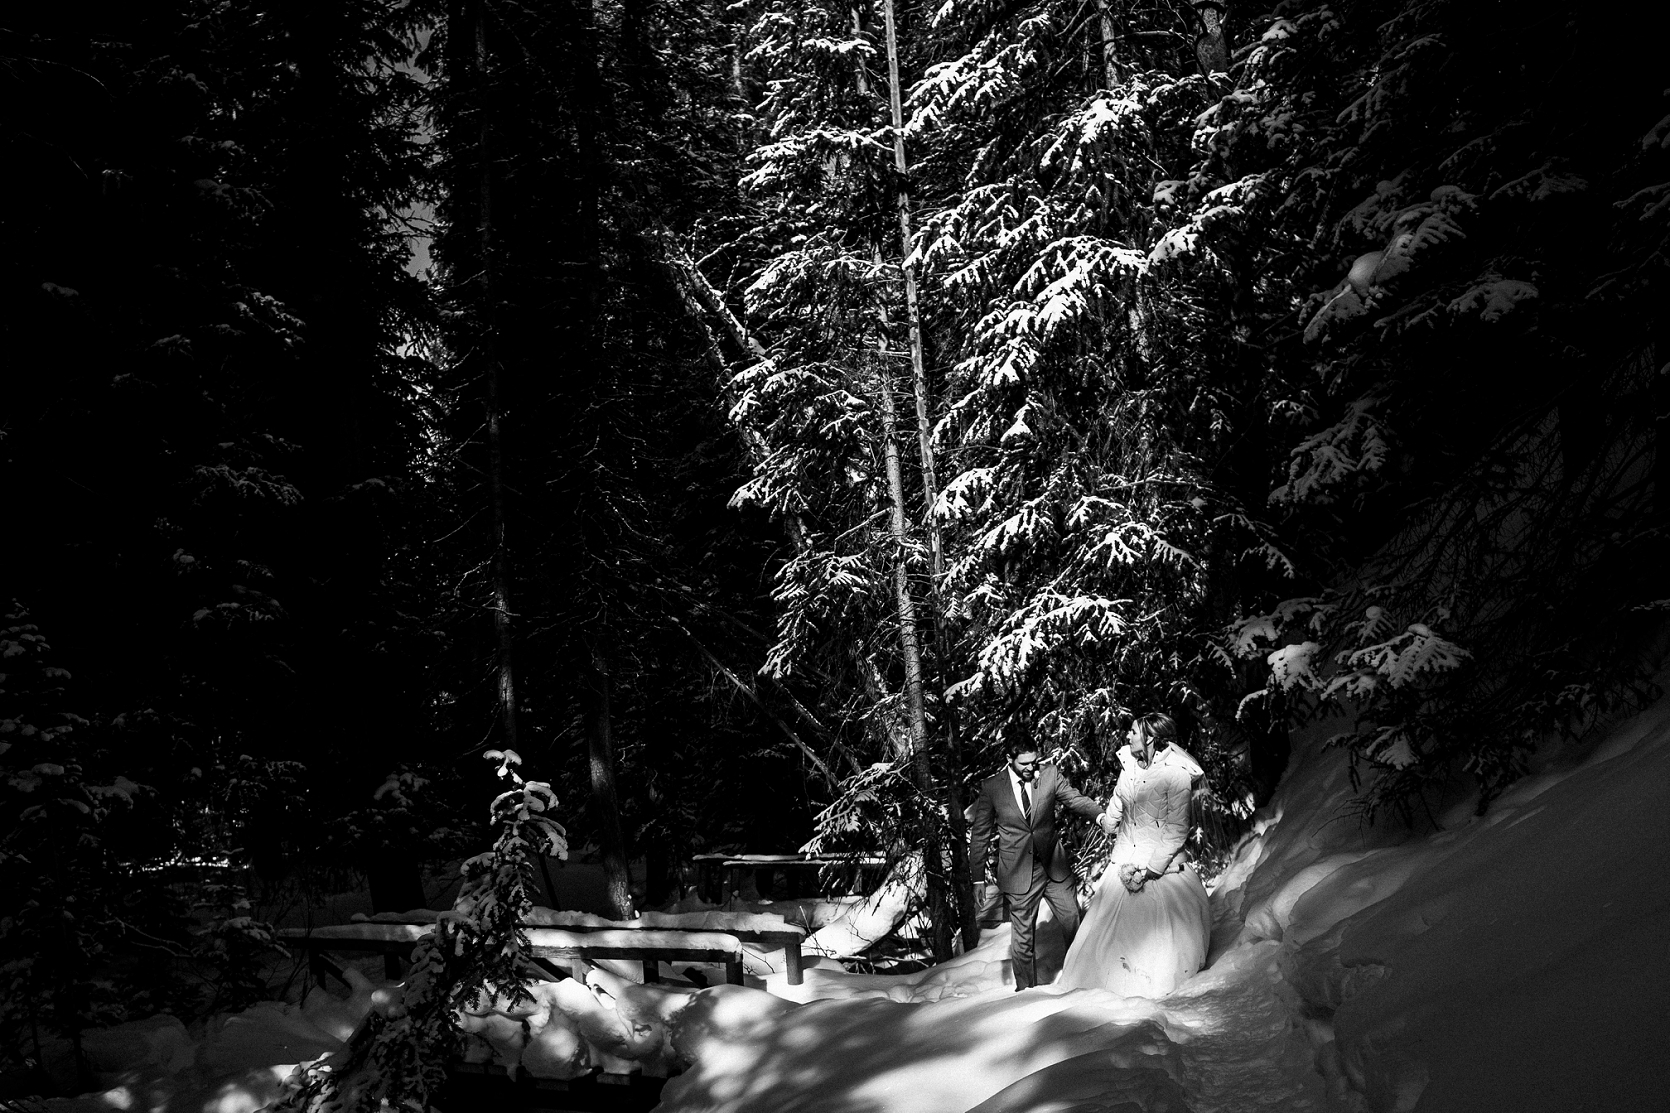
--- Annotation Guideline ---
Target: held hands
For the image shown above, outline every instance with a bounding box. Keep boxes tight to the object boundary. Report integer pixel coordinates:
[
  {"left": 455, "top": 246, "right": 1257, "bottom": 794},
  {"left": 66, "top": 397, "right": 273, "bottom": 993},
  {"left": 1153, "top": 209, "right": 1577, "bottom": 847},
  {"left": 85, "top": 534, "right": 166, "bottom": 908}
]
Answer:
[{"left": 1096, "top": 812, "right": 1117, "bottom": 836}]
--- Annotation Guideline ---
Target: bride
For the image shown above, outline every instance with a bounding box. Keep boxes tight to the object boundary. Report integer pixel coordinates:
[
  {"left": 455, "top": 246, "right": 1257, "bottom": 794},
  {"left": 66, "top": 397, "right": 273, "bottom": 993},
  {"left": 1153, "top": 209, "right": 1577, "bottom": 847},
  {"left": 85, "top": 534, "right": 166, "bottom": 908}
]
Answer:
[{"left": 1056, "top": 713, "right": 1211, "bottom": 997}]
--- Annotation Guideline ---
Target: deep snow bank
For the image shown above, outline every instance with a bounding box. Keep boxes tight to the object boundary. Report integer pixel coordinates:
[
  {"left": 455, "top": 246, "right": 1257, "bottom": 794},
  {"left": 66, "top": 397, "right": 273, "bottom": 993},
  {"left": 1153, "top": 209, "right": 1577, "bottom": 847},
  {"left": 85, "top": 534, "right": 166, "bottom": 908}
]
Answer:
[{"left": 1211, "top": 695, "right": 1670, "bottom": 1113}]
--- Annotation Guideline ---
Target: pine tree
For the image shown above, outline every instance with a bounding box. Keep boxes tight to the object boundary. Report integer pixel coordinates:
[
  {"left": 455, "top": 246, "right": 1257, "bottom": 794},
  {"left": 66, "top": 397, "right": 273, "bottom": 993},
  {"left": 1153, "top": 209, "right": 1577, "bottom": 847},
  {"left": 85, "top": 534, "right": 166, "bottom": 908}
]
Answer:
[
  {"left": 717, "top": 0, "right": 989, "bottom": 954},
  {"left": 422, "top": 0, "right": 827, "bottom": 909},
  {"left": 1164, "top": 0, "right": 1670, "bottom": 816},
  {"left": 2, "top": 2, "right": 455, "bottom": 1059},
  {"left": 902, "top": 0, "right": 1281, "bottom": 864}
]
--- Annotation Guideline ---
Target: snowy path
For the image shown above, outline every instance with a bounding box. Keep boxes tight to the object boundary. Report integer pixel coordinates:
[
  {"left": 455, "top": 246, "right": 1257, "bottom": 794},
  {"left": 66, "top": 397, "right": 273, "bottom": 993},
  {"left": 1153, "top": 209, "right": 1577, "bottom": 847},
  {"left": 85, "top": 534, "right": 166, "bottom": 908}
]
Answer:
[
  {"left": 1151, "top": 942, "right": 1323, "bottom": 1113},
  {"left": 655, "top": 926, "right": 1323, "bottom": 1113}
]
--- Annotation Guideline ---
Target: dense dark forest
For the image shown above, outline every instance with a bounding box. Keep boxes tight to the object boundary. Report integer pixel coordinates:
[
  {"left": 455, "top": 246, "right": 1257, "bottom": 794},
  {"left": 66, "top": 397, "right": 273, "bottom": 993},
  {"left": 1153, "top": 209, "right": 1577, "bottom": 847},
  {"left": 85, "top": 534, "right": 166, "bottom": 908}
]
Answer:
[{"left": 3, "top": 0, "right": 1667, "bottom": 1102}]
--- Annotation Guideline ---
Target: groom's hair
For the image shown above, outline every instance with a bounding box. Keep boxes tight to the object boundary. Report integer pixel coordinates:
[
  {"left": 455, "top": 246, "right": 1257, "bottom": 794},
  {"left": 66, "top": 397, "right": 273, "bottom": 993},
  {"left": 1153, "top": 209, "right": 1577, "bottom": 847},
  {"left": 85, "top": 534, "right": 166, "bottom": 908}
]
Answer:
[
  {"left": 1131, "top": 713, "right": 1177, "bottom": 747},
  {"left": 1002, "top": 738, "right": 1042, "bottom": 758}
]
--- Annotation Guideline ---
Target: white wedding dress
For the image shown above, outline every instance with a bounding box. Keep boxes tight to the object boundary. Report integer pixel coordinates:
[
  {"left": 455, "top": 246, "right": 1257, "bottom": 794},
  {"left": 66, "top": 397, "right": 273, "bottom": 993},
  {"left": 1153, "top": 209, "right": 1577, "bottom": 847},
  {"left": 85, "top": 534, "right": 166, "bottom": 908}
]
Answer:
[{"left": 1056, "top": 745, "right": 1211, "bottom": 997}]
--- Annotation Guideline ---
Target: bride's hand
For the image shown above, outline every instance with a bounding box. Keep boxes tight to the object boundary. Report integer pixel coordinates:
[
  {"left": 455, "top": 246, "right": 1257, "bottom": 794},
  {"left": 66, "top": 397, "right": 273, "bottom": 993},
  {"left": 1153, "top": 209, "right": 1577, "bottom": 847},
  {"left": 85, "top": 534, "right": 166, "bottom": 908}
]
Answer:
[{"left": 1118, "top": 863, "right": 1146, "bottom": 893}]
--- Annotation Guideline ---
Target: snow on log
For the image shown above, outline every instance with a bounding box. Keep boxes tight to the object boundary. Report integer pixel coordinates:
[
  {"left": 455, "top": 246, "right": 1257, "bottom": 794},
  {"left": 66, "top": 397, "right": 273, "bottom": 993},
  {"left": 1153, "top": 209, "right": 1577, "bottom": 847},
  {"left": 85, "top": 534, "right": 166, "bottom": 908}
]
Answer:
[{"left": 799, "top": 859, "right": 920, "bottom": 961}]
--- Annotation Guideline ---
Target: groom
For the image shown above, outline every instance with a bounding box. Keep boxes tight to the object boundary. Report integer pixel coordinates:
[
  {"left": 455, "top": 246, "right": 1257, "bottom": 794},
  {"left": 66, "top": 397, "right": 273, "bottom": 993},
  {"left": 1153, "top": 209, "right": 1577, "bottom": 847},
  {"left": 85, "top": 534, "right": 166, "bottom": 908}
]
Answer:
[{"left": 967, "top": 742, "right": 1114, "bottom": 990}]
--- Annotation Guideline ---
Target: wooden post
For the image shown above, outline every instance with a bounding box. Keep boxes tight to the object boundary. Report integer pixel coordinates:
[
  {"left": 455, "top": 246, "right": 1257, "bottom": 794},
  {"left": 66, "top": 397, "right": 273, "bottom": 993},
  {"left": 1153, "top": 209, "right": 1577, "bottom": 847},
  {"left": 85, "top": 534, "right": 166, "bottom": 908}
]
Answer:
[
  {"left": 784, "top": 942, "right": 804, "bottom": 985},
  {"left": 726, "top": 864, "right": 742, "bottom": 903},
  {"left": 581, "top": 639, "right": 634, "bottom": 921}
]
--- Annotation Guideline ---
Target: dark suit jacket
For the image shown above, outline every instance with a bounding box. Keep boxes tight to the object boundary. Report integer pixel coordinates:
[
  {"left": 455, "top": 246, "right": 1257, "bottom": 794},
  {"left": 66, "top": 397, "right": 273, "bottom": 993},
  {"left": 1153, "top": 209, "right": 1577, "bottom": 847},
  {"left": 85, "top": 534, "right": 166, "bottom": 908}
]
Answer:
[{"left": 967, "top": 764, "right": 1104, "bottom": 895}]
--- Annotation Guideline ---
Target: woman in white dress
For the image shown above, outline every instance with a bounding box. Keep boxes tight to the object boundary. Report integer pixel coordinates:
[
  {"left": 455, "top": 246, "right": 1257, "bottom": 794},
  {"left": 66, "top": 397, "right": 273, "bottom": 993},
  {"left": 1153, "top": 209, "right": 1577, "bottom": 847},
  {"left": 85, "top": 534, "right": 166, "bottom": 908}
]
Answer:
[{"left": 1056, "top": 713, "right": 1212, "bottom": 997}]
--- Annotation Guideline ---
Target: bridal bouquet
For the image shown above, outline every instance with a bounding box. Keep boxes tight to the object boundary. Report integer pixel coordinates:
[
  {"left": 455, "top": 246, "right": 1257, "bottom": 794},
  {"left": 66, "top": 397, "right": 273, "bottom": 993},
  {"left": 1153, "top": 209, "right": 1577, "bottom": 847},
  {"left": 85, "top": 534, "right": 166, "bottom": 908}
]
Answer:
[{"left": 1118, "top": 863, "right": 1147, "bottom": 893}]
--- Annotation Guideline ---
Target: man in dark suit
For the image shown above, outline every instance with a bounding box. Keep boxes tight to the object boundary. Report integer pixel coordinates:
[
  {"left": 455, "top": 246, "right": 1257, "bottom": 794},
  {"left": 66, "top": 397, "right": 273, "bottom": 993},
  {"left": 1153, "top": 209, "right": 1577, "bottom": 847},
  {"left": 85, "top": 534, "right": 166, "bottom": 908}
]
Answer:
[{"left": 967, "top": 742, "right": 1114, "bottom": 989}]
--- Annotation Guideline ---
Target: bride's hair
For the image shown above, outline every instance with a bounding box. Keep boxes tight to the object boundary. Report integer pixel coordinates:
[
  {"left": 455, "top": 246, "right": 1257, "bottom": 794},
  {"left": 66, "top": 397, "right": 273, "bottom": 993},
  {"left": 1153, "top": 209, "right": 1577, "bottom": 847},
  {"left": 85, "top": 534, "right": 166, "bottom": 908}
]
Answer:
[{"left": 1130, "top": 712, "right": 1176, "bottom": 749}]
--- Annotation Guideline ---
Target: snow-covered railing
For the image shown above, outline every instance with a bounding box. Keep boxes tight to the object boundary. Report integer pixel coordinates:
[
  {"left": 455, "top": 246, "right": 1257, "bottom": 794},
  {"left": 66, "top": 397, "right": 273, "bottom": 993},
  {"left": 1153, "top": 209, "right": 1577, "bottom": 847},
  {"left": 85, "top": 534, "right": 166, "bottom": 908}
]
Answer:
[
  {"left": 282, "top": 920, "right": 767, "bottom": 985},
  {"left": 338, "top": 906, "right": 813, "bottom": 983}
]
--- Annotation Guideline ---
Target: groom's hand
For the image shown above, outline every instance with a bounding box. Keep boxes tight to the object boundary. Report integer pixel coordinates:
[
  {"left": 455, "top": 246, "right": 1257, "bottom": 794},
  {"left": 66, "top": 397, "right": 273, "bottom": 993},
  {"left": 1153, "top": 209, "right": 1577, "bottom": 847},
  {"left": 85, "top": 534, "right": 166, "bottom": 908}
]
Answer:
[{"left": 1096, "top": 812, "right": 1116, "bottom": 835}]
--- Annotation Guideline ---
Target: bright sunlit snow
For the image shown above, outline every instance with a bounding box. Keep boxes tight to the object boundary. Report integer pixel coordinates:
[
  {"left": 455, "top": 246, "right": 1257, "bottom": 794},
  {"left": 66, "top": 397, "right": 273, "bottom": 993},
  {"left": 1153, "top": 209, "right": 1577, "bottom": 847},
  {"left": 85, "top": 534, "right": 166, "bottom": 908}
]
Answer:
[{"left": 39, "top": 687, "right": 1670, "bottom": 1113}]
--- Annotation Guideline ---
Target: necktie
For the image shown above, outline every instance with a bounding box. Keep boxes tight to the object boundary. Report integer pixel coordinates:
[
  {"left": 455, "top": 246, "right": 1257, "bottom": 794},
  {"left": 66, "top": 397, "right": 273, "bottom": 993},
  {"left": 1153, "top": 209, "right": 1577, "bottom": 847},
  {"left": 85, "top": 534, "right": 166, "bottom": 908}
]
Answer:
[{"left": 1020, "top": 782, "right": 1032, "bottom": 816}]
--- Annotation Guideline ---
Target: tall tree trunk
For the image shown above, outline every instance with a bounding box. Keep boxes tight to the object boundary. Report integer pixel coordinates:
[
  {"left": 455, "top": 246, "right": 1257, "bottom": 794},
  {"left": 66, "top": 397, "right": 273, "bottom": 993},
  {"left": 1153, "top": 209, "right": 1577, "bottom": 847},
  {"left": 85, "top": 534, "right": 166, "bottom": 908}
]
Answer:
[
  {"left": 474, "top": 0, "right": 561, "bottom": 909},
  {"left": 559, "top": 0, "right": 634, "bottom": 917},
  {"left": 873, "top": 355, "right": 953, "bottom": 963},
  {"left": 940, "top": 715, "right": 978, "bottom": 949},
  {"left": 581, "top": 639, "right": 635, "bottom": 920},
  {"left": 851, "top": 7, "right": 871, "bottom": 96},
  {"left": 880, "top": 0, "right": 940, "bottom": 580},
  {"left": 881, "top": 0, "right": 974, "bottom": 951},
  {"left": 1096, "top": 0, "right": 1123, "bottom": 89},
  {"left": 467, "top": 0, "right": 520, "bottom": 760},
  {"left": 874, "top": 368, "right": 928, "bottom": 773},
  {"left": 568, "top": 0, "right": 604, "bottom": 302},
  {"left": 1191, "top": 1, "right": 1230, "bottom": 76},
  {"left": 484, "top": 286, "right": 518, "bottom": 764}
]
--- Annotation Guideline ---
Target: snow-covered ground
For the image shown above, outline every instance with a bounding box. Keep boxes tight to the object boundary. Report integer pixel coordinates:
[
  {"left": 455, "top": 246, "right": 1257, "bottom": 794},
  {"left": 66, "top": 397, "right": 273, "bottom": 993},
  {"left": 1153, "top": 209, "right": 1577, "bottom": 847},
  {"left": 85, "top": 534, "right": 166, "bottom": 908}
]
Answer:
[
  {"left": 42, "top": 690, "right": 1670, "bottom": 1112},
  {"left": 651, "top": 688, "right": 1669, "bottom": 1113}
]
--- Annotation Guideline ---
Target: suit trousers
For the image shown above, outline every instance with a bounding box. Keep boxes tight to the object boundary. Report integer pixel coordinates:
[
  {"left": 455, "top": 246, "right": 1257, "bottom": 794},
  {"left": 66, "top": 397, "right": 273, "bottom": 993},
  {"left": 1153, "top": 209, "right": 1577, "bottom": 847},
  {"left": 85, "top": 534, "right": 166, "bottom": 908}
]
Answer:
[{"left": 1007, "top": 860, "right": 1082, "bottom": 989}]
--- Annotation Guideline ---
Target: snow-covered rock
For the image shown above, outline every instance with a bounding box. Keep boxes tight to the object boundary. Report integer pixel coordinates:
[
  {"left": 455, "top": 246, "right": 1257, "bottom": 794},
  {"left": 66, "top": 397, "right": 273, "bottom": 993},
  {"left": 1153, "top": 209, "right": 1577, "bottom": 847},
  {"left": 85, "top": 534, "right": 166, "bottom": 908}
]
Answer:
[{"left": 80, "top": 1014, "right": 195, "bottom": 1086}]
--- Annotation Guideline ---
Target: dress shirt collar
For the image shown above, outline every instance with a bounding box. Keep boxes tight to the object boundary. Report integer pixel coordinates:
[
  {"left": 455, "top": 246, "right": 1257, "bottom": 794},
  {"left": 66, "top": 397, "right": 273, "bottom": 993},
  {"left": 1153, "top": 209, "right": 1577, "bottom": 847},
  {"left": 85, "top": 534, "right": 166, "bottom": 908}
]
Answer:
[{"left": 1007, "top": 766, "right": 1036, "bottom": 814}]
